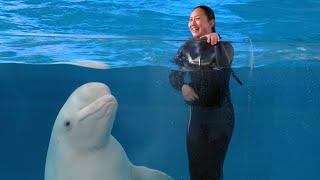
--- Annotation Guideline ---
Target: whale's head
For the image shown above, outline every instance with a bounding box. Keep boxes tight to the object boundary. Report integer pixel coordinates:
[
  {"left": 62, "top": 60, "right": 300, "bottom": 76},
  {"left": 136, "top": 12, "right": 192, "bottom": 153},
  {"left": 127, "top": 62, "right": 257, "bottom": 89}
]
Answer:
[{"left": 52, "top": 82, "right": 117, "bottom": 150}]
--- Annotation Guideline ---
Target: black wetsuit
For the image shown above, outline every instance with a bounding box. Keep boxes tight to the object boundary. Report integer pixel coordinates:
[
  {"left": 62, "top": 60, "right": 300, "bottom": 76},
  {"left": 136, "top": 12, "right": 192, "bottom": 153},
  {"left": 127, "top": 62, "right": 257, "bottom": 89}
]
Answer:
[{"left": 169, "top": 40, "right": 236, "bottom": 180}]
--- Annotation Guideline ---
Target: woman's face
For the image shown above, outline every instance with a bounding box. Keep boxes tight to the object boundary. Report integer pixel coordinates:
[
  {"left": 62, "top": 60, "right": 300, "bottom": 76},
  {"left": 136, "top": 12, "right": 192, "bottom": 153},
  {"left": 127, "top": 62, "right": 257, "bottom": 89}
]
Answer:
[{"left": 188, "top": 8, "right": 214, "bottom": 38}]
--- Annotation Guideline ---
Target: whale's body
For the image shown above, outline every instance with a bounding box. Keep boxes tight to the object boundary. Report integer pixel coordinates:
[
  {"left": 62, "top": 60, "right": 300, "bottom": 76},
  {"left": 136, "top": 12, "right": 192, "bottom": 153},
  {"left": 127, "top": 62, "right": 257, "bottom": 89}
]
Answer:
[{"left": 45, "top": 82, "right": 173, "bottom": 180}]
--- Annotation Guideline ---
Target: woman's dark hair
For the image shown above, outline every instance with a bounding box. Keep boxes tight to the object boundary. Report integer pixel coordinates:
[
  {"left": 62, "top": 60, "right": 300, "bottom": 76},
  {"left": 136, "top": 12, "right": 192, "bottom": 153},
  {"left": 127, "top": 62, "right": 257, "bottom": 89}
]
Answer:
[{"left": 193, "top": 5, "right": 216, "bottom": 32}]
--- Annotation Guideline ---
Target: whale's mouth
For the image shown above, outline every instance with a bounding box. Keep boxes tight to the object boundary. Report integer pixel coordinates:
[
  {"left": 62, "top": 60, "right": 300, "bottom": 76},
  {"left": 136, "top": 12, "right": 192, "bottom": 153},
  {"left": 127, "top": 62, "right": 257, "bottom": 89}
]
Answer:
[{"left": 78, "top": 95, "right": 116, "bottom": 122}]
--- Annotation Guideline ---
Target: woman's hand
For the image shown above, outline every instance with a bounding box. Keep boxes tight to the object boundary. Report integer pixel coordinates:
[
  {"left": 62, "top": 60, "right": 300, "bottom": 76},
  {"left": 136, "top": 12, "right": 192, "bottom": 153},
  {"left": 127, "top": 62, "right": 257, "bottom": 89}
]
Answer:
[
  {"left": 200, "top": 32, "right": 220, "bottom": 45},
  {"left": 181, "top": 84, "right": 199, "bottom": 102}
]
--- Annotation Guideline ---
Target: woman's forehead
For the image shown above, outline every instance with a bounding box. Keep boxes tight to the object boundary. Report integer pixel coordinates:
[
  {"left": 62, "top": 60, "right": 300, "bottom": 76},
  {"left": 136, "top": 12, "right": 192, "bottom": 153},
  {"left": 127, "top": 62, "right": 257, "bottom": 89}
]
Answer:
[{"left": 190, "top": 8, "right": 206, "bottom": 18}]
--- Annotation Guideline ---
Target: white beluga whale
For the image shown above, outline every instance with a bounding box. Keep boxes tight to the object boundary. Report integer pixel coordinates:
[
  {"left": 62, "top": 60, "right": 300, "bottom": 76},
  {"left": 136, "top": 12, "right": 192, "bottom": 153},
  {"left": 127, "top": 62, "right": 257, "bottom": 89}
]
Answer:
[{"left": 45, "top": 82, "right": 173, "bottom": 180}]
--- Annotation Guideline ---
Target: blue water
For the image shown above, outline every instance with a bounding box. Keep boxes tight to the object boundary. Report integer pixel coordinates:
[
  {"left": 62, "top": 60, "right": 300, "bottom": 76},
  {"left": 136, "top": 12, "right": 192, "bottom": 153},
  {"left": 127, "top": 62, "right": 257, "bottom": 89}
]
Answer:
[
  {"left": 1, "top": 0, "right": 318, "bottom": 67},
  {"left": 0, "top": 0, "right": 320, "bottom": 180}
]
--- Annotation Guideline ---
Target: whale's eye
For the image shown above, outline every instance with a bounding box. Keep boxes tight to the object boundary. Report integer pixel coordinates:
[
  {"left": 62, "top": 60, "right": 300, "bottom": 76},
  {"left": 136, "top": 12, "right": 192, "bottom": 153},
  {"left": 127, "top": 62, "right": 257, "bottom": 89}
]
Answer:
[{"left": 64, "top": 121, "right": 71, "bottom": 127}]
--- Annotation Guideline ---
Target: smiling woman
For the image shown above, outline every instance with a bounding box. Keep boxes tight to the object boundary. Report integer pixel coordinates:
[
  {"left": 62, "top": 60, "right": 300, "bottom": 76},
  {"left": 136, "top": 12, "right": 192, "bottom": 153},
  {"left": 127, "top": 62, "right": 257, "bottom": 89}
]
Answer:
[
  {"left": 188, "top": 5, "right": 220, "bottom": 45},
  {"left": 170, "top": 5, "right": 236, "bottom": 180}
]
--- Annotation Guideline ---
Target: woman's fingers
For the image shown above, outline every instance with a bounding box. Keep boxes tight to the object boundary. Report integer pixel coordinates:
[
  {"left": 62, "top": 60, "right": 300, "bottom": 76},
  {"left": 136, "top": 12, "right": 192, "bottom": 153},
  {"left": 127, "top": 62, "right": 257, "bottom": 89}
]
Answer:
[
  {"left": 188, "top": 90, "right": 199, "bottom": 101},
  {"left": 210, "top": 33, "right": 219, "bottom": 45},
  {"left": 182, "top": 85, "right": 199, "bottom": 101},
  {"left": 193, "top": 92, "right": 199, "bottom": 99},
  {"left": 201, "top": 33, "right": 220, "bottom": 45},
  {"left": 210, "top": 35, "right": 215, "bottom": 45}
]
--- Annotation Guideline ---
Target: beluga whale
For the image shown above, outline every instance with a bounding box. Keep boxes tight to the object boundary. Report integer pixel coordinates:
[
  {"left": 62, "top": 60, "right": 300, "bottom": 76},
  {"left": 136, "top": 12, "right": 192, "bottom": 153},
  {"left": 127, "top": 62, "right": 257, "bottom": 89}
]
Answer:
[{"left": 45, "top": 82, "right": 173, "bottom": 180}]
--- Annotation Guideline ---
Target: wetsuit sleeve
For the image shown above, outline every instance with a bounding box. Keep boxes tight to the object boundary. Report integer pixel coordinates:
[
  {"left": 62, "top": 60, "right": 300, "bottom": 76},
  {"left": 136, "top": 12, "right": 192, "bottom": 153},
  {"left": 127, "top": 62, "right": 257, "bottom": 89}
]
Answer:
[
  {"left": 220, "top": 41, "right": 234, "bottom": 65},
  {"left": 169, "top": 47, "right": 186, "bottom": 91},
  {"left": 219, "top": 41, "right": 243, "bottom": 85}
]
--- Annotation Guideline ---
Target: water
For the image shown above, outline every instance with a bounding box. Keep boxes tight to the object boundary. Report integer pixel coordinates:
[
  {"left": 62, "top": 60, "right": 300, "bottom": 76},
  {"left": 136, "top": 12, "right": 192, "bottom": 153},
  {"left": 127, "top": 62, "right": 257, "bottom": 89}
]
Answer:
[
  {"left": 1, "top": 63, "right": 319, "bottom": 180},
  {"left": 0, "top": 0, "right": 319, "bottom": 180},
  {"left": 3, "top": 0, "right": 318, "bottom": 67}
]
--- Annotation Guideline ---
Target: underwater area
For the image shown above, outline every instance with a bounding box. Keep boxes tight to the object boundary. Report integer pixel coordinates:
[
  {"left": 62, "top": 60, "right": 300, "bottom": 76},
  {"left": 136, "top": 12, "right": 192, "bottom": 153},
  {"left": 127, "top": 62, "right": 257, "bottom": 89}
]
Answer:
[{"left": 0, "top": 0, "right": 319, "bottom": 180}]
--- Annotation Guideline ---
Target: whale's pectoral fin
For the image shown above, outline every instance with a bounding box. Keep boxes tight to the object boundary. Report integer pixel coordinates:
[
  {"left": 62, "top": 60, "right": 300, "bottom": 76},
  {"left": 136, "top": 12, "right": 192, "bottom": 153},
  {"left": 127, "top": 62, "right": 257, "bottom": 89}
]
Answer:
[{"left": 131, "top": 165, "right": 174, "bottom": 180}]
